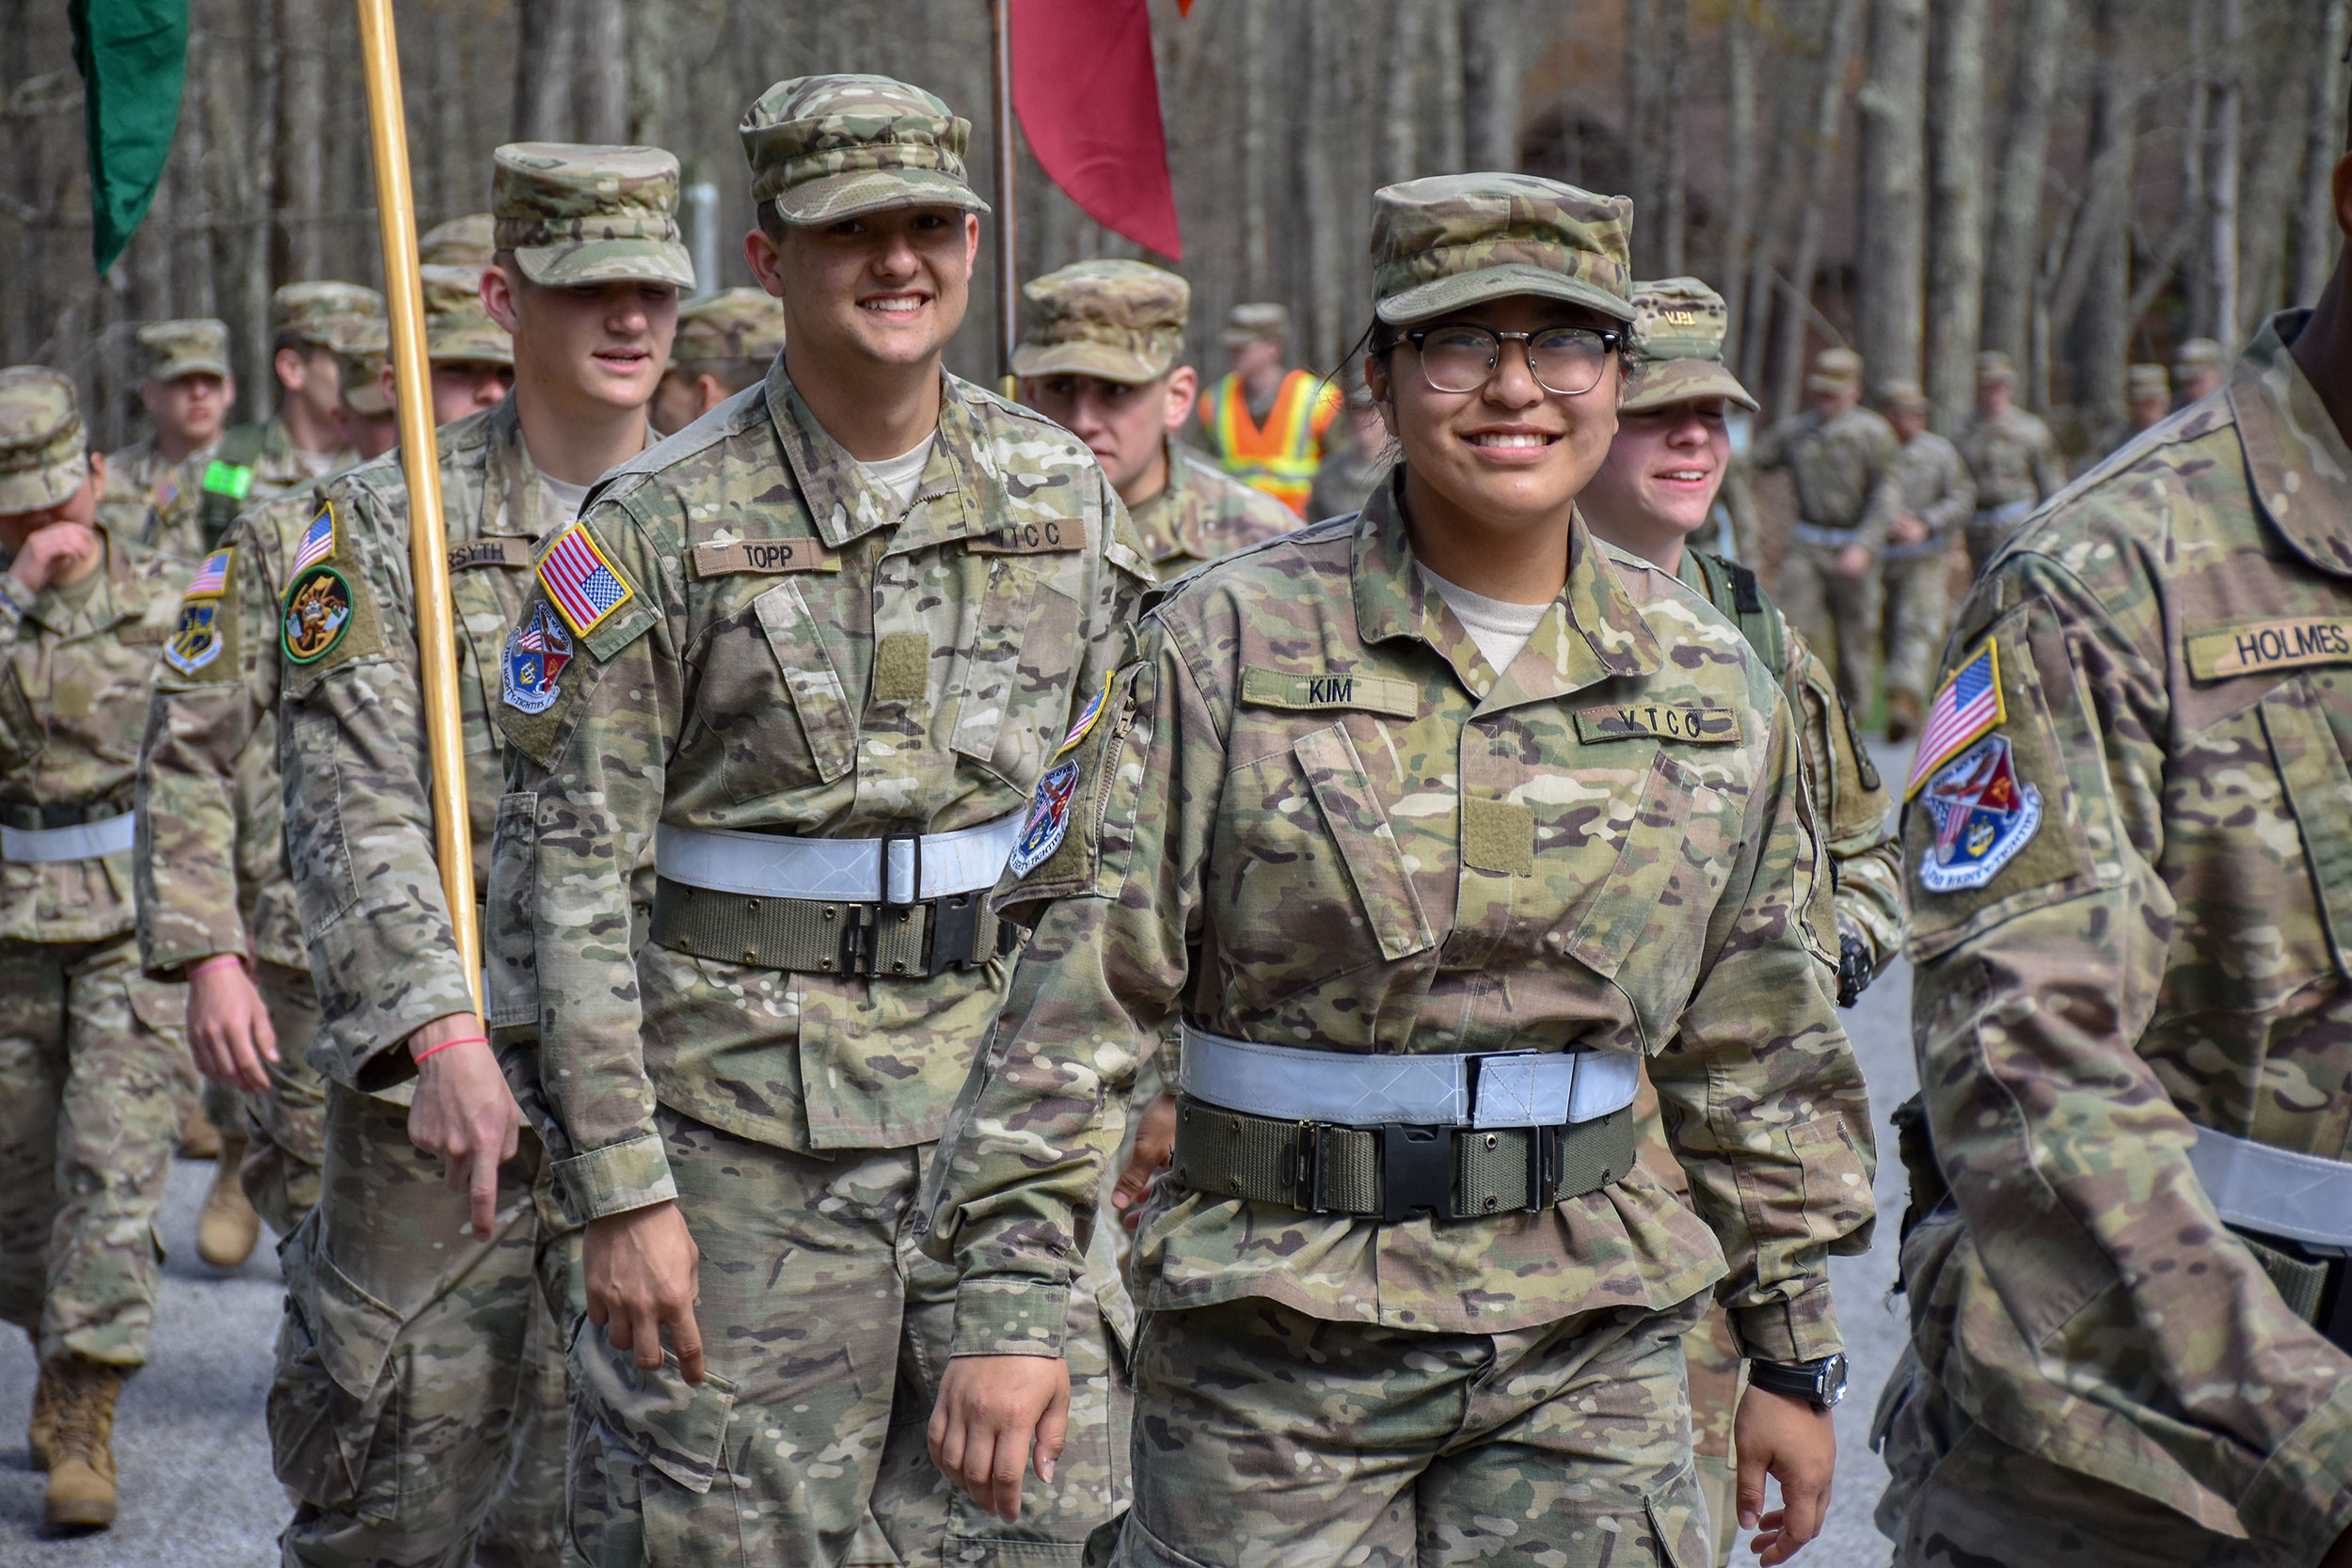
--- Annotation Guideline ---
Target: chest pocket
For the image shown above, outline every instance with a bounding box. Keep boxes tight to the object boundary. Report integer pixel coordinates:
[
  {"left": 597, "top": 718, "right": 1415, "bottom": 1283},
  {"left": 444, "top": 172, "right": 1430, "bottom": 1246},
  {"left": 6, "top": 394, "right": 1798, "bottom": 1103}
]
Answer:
[
  {"left": 950, "top": 540, "right": 1087, "bottom": 785},
  {"left": 2259, "top": 672, "right": 2352, "bottom": 983},
  {"left": 706, "top": 578, "right": 856, "bottom": 803},
  {"left": 0, "top": 656, "right": 44, "bottom": 774}
]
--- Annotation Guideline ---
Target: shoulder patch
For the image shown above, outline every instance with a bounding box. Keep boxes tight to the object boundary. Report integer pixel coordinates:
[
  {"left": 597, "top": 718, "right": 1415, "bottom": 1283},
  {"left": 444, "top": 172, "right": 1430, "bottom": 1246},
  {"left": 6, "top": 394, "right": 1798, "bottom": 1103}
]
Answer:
[
  {"left": 183, "top": 546, "right": 231, "bottom": 599},
  {"left": 290, "top": 499, "right": 336, "bottom": 576},
  {"left": 537, "top": 521, "right": 636, "bottom": 638},
  {"left": 281, "top": 563, "right": 356, "bottom": 665},
  {"left": 689, "top": 536, "right": 840, "bottom": 578},
  {"left": 1573, "top": 703, "right": 1743, "bottom": 745},
  {"left": 501, "top": 602, "right": 574, "bottom": 715},
  {"left": 1905, "top": 640, "right": 2003, "bottom": 797},
  {"left": 164, "top": 599, "right": 226, "bottom": 673},
  {"left": 1238, "top": 665, "right": 1418, "bottom": 719},
  {"left": 1915, "top": 735, "right": 2042, "bottom": 891},
  {"left": 2185, "top": 615, "right": 2352, "bottom": 682},
  {"left": 1058, "top": 677, "right": 1108, "bottom": 755},
  {"left": 1009, "top": 759, "right": 1082, "bottom": 877}
]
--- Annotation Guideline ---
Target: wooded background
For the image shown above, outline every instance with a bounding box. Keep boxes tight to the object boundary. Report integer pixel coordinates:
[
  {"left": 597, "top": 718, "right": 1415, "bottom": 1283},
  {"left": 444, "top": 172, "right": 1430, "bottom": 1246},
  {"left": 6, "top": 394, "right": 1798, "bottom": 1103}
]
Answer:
[{"left": 7, "top": 0, "right": 2344, "bottom": 452}]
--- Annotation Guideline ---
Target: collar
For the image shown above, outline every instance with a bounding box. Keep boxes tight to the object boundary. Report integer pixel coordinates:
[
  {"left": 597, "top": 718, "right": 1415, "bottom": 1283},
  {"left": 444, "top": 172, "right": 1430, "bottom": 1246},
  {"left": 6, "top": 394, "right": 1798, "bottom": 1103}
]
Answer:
[
  {"left": 1349, "top": 470, "right": 1661, "bottom": 710},
  {"left": 764, "top": 357, "right": 983, "bottom": 553},
  {"left": 2229, "top": 309, "right": 2352, "bottom": 577},
  {"left": 1122, "top": 436, "right": 1192, "bottom": 559},
  {"left": 477, "top": 395, "right": 577, "bottom": 541}
]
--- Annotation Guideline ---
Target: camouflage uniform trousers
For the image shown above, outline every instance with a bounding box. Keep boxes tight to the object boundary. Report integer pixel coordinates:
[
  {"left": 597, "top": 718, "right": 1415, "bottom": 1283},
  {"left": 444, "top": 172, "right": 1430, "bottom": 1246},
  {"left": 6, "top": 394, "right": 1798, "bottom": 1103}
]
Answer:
[
  {"left": 237, "top": 958, "right": 327, "bottom": 1238},
  {"left": 1878, "top": 541, "right": 1956, "bottom": 709},
  {"left": 1773, "top": 534, "right": 1883, "bottom": 711},
  {"left": 0, "top": 933, "right": 182, "bottom": 1370},
  {"left": 269, "top": 1081, "right": 578, "bottom": 1568},
  {"left": 566, "top": 1106, "right": 1128, "bottom": 1568},
  {"left": 1112, "top": 1291, "right": 1713, "bottom": 1568}
]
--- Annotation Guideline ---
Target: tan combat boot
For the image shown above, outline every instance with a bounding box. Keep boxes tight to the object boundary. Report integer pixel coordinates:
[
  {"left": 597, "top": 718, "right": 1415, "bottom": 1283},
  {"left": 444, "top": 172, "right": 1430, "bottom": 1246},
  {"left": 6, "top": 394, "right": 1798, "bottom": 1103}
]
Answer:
[
  {"left": 197, "top": 1137, "right": 260, "bottom": 1268},
  {"left": 43, "top": 1357, "right": 124, "bottom": 1529},
  {"left": 1885, "top": 689, "right": 1923, "bottom": 745},
  {"left": 176, "top": 1098, "right": 223, "bottom": 1161},
  {"left": 27, "top": 1361, "right": 63, "bottom": 1471}
]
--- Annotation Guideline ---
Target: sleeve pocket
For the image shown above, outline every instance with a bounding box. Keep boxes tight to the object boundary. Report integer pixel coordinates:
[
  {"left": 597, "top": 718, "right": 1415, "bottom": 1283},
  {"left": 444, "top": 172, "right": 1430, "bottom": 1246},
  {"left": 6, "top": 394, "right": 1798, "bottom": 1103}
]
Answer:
[
  {"left": 485, "top": 791, "right": 540, "bottom": 1029},
  {"left": 2261, "top": 673, "right": 2352, "bottom": 979},
  {"left": 1294, "top": 721, "right": 1436, "bottom": 962},
  {"left": 282, "top": 717, "right": 359, "bottom": 937}
]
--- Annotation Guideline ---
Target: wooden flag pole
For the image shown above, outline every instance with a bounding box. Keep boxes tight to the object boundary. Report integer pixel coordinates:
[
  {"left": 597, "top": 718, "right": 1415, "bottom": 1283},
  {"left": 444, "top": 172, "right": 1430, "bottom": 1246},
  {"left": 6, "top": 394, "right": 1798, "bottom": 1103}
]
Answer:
[
  {"left": 991, "top": 0, "right": 1019, "bottom": 398},
  {"left": 354, "top": 0, "right": 481, "bottom": 1015}
]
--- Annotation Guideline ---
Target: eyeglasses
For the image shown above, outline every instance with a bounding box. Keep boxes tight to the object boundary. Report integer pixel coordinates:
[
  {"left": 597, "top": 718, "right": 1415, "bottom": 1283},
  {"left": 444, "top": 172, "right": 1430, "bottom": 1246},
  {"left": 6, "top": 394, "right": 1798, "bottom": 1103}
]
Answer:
[{"left": 1397, "top": 324, "right": 1622, "bottom": 398}]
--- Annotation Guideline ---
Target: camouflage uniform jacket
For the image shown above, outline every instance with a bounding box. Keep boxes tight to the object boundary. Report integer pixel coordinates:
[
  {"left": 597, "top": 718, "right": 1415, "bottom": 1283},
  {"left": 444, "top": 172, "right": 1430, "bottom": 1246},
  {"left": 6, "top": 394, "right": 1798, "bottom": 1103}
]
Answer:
[
  {"left": 1750, "top": 404, "right": 1904, "bottom": 549},
  {"left": 1676, "top": 548, "right": 1901, "bottom": 977},
  {"left": 1899, "top": 312, "right": 2352, "bottom": 1559},
  {"left": 1888, "top": 430, "right": 1976, "bottom": 545},
  {"left": 96, "top": 441, "right": 207, "bottom": 565},
  {"left": 135, "top": 482, "right": 335, "bottom": 978},
  {"left": 278, "top": 396, "right": 573, "bottom": 1091},
  {"left": 1955, "top": 404, "right": 2064, "bottom": 509},
  {"left": 1127, "top": 438, "right": 1295, "bottom": 576},
  {"left": 921, "top": 485, "right": 1875, "bottom": 1355},
  {"left": 0, "top": 523, "right": 183, "bottom": 943},
  {"left": 492, "top": 360, "right": 1152, "bottom": 1227}
]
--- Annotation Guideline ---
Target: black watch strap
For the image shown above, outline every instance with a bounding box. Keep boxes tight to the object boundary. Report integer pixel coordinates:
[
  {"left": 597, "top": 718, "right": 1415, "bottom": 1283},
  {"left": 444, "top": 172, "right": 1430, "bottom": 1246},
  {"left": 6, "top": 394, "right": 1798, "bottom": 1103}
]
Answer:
[{"left": 1746, "top": 1353, "right": 1849, "bottom": 1411}]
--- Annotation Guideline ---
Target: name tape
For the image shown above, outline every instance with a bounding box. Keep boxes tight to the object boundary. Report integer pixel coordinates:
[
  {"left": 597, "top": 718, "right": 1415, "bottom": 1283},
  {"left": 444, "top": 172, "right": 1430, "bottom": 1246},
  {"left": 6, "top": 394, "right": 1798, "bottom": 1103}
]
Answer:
[
  {"left": 2185, "top": 616, "right": 2352, "bottom": 681},
  {"left": 1573, "top": 704, "right": 1743, "bottom": 745},
  {"left": 1239, "top": 666, "right": 1419, "bottom": 719},
  {"left": 689, "top": 537, "right": 842, "bottom": 578}
]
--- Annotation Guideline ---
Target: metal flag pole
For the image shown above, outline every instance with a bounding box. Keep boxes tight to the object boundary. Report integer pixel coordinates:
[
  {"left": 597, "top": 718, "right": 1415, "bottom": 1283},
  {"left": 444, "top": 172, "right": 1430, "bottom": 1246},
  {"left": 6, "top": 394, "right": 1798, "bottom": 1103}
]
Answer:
[
  {"left": 353, "top": 0, "right": 481, "bottom": 1015},
  {"left": 990, "top": 0, "right": 1019, "bottom": 398}
]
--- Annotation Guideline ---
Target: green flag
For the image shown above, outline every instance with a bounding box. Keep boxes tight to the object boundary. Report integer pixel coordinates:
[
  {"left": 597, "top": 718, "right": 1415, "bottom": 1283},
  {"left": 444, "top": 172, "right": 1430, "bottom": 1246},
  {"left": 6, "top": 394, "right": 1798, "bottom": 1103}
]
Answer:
[{"left": 70, "top": 0, "right": 191, "bottom": 276}]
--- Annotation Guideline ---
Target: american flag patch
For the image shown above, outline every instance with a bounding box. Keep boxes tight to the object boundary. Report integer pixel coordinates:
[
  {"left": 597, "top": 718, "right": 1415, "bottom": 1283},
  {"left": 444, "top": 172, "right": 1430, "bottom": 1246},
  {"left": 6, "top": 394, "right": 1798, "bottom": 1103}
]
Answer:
[
  {"left": 291, "top": 503, "right": 335, "bottom": 576},
  {"left": 1906, "top": 641, "right": 2005, "bottom": 798},
  {"left": 537, "top": 523, "right": 634, "bottom": 637},
  {"left": 184, "top": 548, "right": 230, "bottom": 598}
]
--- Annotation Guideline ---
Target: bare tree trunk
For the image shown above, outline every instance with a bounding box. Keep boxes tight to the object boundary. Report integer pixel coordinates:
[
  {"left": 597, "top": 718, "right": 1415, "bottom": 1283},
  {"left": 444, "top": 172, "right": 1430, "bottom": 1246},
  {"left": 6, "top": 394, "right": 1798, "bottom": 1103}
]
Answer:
[
  {"left": 1857, "top": 0, "right": 1926, "bottom": 388},
  {"left": 1242, "top": 0, "right": 1270, "bottom": 293},
  {"left": 1304, "top": 2, "right": 1343, "bottom": 369},
  {"left": 1980, "top": 0, "right": 2068, "bottom": 374},
  {"left": 2182, "top": 0, "right": 2215, "bottom": 337},
  {"left": 1627, "top": 0, "right": 1662, "bottom": 271},
  {"left": 516, "top": 0, "right": 578, "bottom": 143},
  {"left": 1722, "top": 0, "right": 1759, "bottom": 371},
  {"left": 1461, "top": 2, "right": 1518, "bottom": 171},
  {"left": 1770, "top": 0, "right": 1864, "bottom": 421},
  {"left": 2060, "top": 0, "right": 2133, "bottom": 436},
  {"left": 2299, "top": 0, "right": 2352, "bottom": 303},
  {"left": 576, "top": 0, "right": 628, "bottom": 144},
  {"left": 2208, "top": 0, "right": 2244, "bottom": 348},
  {"left": 1658, "top": 0, "right": 1690, "bottom": 276},
  {"left": 1430, "top": 0, "right": 1465, "bottom": 175},
  {"left": 2237, "top": 52, "right": 2308, "bottom": 334},
  {"left": 278, "top": 0, "right": 330, "bottom": 281},
  {"left": 1383, "top": 0, "right": 1422, "bottom": 185},
  {"left": 1740, "top": 0, "right": 1827, "bottom": 397}
]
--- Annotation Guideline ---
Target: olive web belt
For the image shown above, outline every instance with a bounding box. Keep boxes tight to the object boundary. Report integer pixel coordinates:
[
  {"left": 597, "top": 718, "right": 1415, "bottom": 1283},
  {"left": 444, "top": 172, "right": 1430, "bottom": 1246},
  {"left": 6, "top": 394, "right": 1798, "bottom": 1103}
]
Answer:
[{"left": 650, "top": 878, "right": 1013, "bottom": 978}]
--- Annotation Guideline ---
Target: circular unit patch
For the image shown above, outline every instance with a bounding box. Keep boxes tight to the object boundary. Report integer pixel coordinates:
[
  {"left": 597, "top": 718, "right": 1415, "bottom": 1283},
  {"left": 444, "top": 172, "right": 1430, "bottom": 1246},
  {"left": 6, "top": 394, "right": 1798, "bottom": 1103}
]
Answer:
[{"left": 282, "top": 564, "right": 356, "bottom": 665}]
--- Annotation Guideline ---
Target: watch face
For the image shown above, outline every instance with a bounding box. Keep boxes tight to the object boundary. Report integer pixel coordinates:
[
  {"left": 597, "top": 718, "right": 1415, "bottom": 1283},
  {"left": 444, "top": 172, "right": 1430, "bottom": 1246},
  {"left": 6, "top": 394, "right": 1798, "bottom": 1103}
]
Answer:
[{"left": 1820, "top": 1353, "right": 1850, "bottom": 1407}]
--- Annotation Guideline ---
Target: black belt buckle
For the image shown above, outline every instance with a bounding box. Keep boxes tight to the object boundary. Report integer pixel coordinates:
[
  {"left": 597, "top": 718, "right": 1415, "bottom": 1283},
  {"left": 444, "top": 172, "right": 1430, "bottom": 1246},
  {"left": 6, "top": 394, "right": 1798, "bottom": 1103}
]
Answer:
[
  {"left": 1524, "top": 1125, "right": 1560, "bottom": 1212},
  {"left": 1294, "top": 1120, "right": 1329, "bottom": 1213},
  {"left": 1380, "top": 1123, "right": 1454, "bottom": 1223},
  {"left": 837, "top": 903, "right": 877, "bottom": 975},
  {"left": 925, "top": 891, "right": 981, "bottom": 976}
]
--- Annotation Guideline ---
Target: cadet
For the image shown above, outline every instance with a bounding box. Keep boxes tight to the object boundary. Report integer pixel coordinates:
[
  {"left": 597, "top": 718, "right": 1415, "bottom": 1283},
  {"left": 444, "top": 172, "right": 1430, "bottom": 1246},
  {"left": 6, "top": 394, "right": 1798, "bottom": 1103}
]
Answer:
[
  {"left": 924, "top": 177, "right": 1873, "bottom": 1568},
  {"left": 1019, "top": 259, "right": 1295, "bottom": 575},
  {"left": 1752, "top": 345, "right": 1902, "bottom": 710},
  {"left": 2174, "top": 334, "right": 2228, "bottom": 404},
  {"left": 488, "top": 75, "right": 1147, "bottom": 1564},
  {"left": 1877, "top": 379, "right": 1974, "bottom": 742},
  {"left": 649, "top": 285, "right": 787, "bottom": 434},
  {"left": 418, "top": 211, "right": 495, "bottom": 268},
  {"left": 1955, "top": 352, "right": 2064, "bottom": 576},
  {"left": 273, "top": 144, "right": 684, "bottom": 1567},
  {"left": 1307, "top": 373, "right": 1395, "bottom": 522},
  {"left": 134, "top": 268, "right": 514, "bottom": 1274},
  {"left": 2085, "top": 362, "right": 2174, "bottom": 471},
  {"left": 104, "top": 319, "right": 235, "bottom": 560},
  {"left": 194, "top": 282, "right": 380, "bottom": 548},
  {"left": 0, "top": 368, "right": 192, "bottom": 1529},
  {"left": 1498, "top": 272, "right": 1904, "bottom": 1564},
  {"left": 1195, "top": 301, "right": 1343, "bottom": 516},
  {"left": 1870, "top": 148, "right": 2352, "bottom": 1568}
]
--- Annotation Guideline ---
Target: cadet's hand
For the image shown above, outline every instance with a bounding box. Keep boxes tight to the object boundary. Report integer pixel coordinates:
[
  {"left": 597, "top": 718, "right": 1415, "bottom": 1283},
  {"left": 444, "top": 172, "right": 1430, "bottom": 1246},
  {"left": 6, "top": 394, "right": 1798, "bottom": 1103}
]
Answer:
[
  {"left": 586, "top": 1201, "right": 704, "bottom": 1385},
  {"left": 1888, "top": 514, "right": 1930, "bottom": 546},
  {"left": 930, "top": 1354, "right": 1071, "bottom": 1523},
  {"left": 403, "top": 1013, "right": 518, "bottom": 1240},
  {"left": 1112, "top": 1091, "right": 1178, "bottom": 1229},
  {"left": 8, "top": 523, "right": 97, "bottom": 594},
  {"left": 187, "top": 956, "right": 278, "bottom": 1093},
  {"left": 1836, "top": 542, "right": 1873, "bottom": 579},
  {"left": 1734, "top": 1386, "right": 1835, "bottom": 1564}
]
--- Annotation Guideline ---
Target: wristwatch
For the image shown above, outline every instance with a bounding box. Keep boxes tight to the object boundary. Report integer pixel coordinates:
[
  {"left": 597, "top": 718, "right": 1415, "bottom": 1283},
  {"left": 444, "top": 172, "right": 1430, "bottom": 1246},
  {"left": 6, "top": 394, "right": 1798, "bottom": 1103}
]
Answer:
[{"left": 1746, "top": 1353, "right": 1849, "bottom": 1412}]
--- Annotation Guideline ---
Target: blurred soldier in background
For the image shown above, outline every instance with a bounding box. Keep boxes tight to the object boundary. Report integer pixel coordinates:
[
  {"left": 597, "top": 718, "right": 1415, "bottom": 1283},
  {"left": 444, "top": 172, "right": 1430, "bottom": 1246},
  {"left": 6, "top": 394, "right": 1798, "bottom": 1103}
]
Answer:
[
  {"left": 1307, "top": 372, "right": 1394, "bottom": 522},
  {"left": 2173, "top": 335, "right": 2228, "bottom": 404},
  {"left": 0, "top": 368, "right": 192, "bottom": 1530},
  {"left": 649, "top": 285, "right": 786, "bottom": 435},
  {"left": 1878, "top": 379, "right": 1975, "bottom": 742},
  {"left": 105, "top": 320, "right": 235, "bottom": 562},
  {"left": 1956, "top": 351, "right": 2064, "bottom": 576},
  {"left": 194, "top": 283, "right": 381, "bottom": 548},
  {"left": 1019, "top": 258, "right": 1294, "bottom": 574},
  {"left": 326, "top": 319, "right": 398, "bottom": 463},
  {"left": 1752, "top": 343, "right": 1902, "bottom": 710},
  {"left": 2084, "top": 362, "right": 2174, "bottom": 471},
  {"left": 418, "top": 212, "right": 495, "bottom": 268},
  {"left": 1195, "top": 300, "right": 1343, "bottom": 517}
]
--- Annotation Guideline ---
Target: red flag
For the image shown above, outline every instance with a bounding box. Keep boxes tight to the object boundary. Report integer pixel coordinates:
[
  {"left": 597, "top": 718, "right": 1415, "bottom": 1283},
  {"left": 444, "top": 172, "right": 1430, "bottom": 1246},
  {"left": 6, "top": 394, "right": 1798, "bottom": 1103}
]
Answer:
[{"left": 1010, "top": 0, "right": 1183, "bottom": 260}]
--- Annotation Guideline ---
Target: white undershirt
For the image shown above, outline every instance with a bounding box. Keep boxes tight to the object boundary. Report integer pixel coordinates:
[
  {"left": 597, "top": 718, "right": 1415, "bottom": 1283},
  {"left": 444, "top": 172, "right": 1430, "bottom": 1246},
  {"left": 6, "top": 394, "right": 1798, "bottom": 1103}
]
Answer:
[
  {"left": 291, "top": 446, "right": 339, "bottom": 480},
  {"left": 1418, "top": 564, "right": 1549, "bottom": 673},
  {"left": 537, "top": 473, "right": 591, "bottom": 527},
  {"left": 857, "top": 435, "right": 937, "bottom": 513}
]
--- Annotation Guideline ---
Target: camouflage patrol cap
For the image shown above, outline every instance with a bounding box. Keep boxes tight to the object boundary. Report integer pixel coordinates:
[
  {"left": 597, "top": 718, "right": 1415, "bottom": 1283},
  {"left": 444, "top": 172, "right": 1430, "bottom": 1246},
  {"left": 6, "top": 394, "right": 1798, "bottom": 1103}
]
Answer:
[
  {"left": 421, "top": 265, "right": 513, "bottom": 365},
  {"left": 669, "top": 287, "right": 787, "bottom": 368},
  {"left": 740, "top": 74, "right": 990, "bottom": 226},
  {"left": 0, "top": 367, "right": 89, "bottom": 515},
  {"left": 1369, "top": 173, "right": 1634, "bottom": 326},
  {"left": 1016, "top": 261, "right": 1190, "bottom": 382},
  {"left": 419, "top": 213, "right": 495, "bottom": 267},
  {"left": 1976, "top": 350, "right": 2019, "bottom": 387},
  {"left": 275, "top": 282, "right": 386, "bottom": 348},
  {"left": 2127, "top": 362, "right": 2170, "bottom": 400},
  {"left": 1622, "top": 277, "right": 1756, "bottom": 413},
  {"left": 1876, "top": 378, "right": 1929, "bottom": 414},
  {"left": 1807, "top": 346, "right": 1864, "bottom": 393},
  {"left": 135, "top": 318, "right": 231, "bottom": 383},
  {"left": 492, "top": 143, "right": 695, "bottom": 289},
  {"left": 330, "top": 317, "right": 392, "bottom": 417},
  {"left": 2175, "top": 336, "right": 2225, "bottom": 373},
  {"left": 1221, "top": 302, "right": 1291, "bottom": 348}
]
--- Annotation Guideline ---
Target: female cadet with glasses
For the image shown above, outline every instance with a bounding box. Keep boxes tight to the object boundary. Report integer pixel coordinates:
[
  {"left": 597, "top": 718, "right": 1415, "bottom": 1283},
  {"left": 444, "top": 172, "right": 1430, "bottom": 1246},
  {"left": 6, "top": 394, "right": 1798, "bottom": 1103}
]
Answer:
[{"left": 919, "top": 175, "right": 1874, "bottom": 1568}]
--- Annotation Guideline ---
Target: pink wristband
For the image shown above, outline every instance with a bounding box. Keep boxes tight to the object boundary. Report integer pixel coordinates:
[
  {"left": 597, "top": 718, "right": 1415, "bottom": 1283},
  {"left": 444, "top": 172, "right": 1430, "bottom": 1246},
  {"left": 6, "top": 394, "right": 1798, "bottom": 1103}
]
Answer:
[
  {"left": 189, "top": 954, "right": 245, "bottom": 978},
  {"left": 412, "top": 1035, "right": 486, "bottom": 1065}
]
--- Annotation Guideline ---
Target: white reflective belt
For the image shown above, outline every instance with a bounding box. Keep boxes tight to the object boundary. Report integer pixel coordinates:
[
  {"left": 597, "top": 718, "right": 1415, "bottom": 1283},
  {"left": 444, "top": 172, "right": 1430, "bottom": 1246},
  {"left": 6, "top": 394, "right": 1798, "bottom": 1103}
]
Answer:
[
  {"left": 1972, "top": 499, "right": 2035, "bottom": 529},
  {"left": 1790, "top": 522, "right": 1864, "bottom": 548},
  {"left": 2187, "top": 1124, "right": 2352, "bottom": 1251},
  {"left": 1179, "top": 1025, "right": 1641, "bottom": 1130},
  {"left": 654, "top": 812, "right": 1025, "bottom": 903},
  {"left": 0, "top": 811, "right": 136, "bottom": 863}
]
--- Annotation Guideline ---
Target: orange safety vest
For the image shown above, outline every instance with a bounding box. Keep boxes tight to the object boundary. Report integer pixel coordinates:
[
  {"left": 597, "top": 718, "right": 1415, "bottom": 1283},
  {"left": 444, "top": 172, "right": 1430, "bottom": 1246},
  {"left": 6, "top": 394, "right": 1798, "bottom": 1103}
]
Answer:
[{"left": 1200, "top": 369, "right": 1338, "bottom": 517}]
